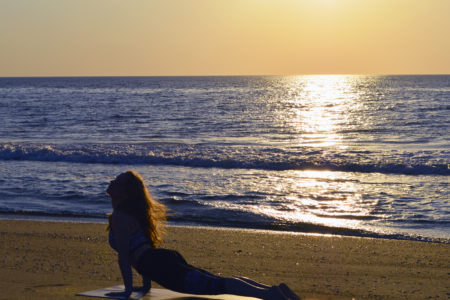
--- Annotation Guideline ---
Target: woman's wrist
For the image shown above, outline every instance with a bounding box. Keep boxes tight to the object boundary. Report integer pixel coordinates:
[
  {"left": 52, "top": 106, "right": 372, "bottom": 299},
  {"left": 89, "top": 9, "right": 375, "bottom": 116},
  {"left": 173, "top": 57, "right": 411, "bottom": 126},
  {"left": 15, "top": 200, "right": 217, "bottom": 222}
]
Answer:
[
  {"left": 124, "top": 287, "right": 133, "bottom": 299},
  {"left": 142, "top": 277, "right": 151, "bottom": 289}
]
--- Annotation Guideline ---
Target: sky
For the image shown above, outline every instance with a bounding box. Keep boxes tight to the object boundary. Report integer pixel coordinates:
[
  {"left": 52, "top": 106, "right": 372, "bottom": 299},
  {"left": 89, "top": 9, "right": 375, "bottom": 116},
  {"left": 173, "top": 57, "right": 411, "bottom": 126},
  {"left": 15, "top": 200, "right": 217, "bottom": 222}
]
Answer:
[{"left": 1, "top": 0, "right": 449, "bottom": 76}]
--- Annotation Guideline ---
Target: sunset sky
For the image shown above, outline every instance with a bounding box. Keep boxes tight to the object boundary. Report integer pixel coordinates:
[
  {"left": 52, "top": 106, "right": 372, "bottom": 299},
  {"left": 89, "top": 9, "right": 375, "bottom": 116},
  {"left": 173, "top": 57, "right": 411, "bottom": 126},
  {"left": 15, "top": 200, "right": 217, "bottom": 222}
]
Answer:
[{"left": 1, "top": 0, "right": 449, "bottom": 76}]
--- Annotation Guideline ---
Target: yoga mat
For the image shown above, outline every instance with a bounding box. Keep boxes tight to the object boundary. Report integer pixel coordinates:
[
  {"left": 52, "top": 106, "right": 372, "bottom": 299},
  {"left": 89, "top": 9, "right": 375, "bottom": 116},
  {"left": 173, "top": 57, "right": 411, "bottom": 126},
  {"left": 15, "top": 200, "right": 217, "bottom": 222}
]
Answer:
[{"left": 77, "top": 286, "right": 260, "bottom": 300}]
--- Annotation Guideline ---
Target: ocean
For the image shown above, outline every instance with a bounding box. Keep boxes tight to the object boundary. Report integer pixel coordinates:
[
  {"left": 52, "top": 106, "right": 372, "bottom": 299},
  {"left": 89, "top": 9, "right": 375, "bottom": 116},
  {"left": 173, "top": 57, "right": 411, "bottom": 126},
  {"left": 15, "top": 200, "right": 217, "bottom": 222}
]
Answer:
[{"left": 0, "top": 75, "right": 448, "bottom": 242}]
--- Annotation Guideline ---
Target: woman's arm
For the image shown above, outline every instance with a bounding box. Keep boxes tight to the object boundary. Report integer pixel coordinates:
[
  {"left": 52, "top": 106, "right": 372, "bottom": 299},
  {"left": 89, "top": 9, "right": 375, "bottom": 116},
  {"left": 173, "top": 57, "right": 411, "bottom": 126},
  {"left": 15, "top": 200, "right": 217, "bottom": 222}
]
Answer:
[
  {"left": 141, "top": 276, "right": 151, "bottom": 292},
  {"left": 111, "top": 211, "right": 134, "bottom": 296}
]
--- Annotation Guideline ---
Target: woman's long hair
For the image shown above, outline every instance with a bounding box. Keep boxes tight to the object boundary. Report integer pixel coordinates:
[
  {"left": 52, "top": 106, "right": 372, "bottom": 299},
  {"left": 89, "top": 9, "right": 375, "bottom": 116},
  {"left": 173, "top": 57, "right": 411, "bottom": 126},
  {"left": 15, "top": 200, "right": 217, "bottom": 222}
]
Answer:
[{"left": 109, "top": 170, "right": 167, "bottom": 248}]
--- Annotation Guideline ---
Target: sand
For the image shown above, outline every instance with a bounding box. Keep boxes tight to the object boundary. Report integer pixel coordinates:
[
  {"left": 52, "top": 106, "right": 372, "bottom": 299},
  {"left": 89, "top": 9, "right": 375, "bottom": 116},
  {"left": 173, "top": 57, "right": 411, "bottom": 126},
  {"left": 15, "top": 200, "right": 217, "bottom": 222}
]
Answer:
[{"left": 0, "top": 220, "right": 448, "bottom": 300}]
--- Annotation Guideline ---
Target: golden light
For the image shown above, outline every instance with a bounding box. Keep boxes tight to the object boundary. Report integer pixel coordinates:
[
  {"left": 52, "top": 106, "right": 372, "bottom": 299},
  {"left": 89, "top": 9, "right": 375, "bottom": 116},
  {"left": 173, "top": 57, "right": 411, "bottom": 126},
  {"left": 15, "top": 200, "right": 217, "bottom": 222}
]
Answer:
[
  {"left": 264, "top": 76, "right": 378, "bottom": 230},
  {"left": 282, "top": 75, "right": 358, "bottom": 148}
]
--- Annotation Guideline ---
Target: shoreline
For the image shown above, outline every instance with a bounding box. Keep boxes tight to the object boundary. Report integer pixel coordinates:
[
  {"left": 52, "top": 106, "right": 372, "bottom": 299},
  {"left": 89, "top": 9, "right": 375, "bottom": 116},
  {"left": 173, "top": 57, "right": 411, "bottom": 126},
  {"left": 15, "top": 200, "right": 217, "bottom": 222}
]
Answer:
[
  {"left": 1, "top": 219, "right": 449, "bottom": 299},
  {"left": 0, "top": 213, "right": 448, "bottom": 244}
]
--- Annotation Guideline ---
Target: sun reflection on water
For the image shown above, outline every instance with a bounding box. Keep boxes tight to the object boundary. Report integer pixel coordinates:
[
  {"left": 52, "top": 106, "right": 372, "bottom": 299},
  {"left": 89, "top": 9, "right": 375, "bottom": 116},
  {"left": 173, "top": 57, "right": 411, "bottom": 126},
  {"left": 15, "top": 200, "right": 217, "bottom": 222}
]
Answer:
[
  {"left": 210, "top": 75, "right": 381, "bottom": 232},
  {"left": 252, "top": 75, "right": 382, "bottom": 231},
  {"left": 250, "top": 169, "right": 378, "bottom": 231},
  {"left": 282, "top": 75, "right": 360, "bottom": 148}
]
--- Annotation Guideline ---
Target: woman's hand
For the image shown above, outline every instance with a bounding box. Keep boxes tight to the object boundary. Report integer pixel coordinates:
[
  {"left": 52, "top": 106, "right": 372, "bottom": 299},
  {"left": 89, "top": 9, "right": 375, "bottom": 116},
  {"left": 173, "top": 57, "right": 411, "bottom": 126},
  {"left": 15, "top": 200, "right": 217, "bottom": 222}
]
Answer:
[
  {"left": 132, "top": 279, "right": 151, "bottom": 295},
  {"left": 141, "top": 276, "right": 151, "bottom": 294}
]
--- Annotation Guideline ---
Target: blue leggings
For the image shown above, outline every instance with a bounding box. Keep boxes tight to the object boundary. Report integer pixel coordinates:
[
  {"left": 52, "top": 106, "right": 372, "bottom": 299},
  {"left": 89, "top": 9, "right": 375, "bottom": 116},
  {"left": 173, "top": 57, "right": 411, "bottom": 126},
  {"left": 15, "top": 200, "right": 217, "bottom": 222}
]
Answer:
[{"left": 135, "top": 248, "right": 226, "bottom": 295}]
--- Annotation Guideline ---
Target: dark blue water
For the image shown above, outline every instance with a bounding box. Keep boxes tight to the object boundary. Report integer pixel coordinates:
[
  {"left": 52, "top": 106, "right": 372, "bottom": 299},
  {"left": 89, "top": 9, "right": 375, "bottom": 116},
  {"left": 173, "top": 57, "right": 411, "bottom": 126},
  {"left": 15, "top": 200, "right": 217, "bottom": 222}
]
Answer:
[{"left": 0, "top": 75, "right": 448, "bottom": 242}]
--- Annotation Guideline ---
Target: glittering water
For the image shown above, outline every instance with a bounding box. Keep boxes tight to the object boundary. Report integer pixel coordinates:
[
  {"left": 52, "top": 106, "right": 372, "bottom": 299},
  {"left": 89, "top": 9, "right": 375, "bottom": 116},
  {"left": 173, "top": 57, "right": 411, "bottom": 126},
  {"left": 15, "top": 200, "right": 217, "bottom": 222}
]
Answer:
[{"left": 0, "top": 75, "right": 448, "bottom": 241}]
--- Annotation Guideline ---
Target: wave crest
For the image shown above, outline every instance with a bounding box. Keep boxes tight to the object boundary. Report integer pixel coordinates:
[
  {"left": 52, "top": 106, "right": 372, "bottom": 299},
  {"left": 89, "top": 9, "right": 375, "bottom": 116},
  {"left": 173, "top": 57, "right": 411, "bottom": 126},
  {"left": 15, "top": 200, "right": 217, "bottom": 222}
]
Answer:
[{"left": 0, "top": 142, "right": 448, "bottom": 175}]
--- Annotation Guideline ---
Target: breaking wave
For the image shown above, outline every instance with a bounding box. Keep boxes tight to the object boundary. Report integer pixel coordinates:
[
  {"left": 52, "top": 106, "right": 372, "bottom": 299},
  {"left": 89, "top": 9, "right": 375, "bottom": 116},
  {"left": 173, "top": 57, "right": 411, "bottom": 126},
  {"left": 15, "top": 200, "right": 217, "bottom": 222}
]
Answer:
[{"left": 1, "top": 142, "right": 448, "bottom": 175}]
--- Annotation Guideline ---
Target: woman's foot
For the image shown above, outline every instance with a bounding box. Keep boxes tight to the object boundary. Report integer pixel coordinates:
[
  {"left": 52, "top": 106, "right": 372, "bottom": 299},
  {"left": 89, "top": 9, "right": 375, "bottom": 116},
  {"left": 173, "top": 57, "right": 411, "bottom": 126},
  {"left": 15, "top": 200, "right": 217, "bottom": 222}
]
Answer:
[
  {"left": 279, "top": 283, "right": 300, "bottom": 300},
  {"left": 264, "top": 286, "right": 288, "bottom": 300}
]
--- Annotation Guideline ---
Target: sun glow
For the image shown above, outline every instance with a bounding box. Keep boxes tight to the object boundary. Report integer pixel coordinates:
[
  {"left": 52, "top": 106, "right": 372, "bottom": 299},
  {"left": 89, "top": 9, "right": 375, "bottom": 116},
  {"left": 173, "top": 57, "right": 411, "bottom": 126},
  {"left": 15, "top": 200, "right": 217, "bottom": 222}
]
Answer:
[{"left": 282, "top": 75, "right": 359, "bottom": 147}]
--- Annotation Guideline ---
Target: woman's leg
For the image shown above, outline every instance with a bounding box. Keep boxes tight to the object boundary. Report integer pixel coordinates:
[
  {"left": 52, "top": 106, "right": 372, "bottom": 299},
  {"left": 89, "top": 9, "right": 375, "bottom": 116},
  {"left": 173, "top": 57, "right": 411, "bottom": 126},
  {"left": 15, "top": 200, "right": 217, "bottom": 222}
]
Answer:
[
  {"left": 230, "top": 277, "right": 300, "bottom": 300},
  {"left": 279, "top": 283, "right": 300, "bottom": 300},
  {"left": 183, "top": 270, "right": 288, "bottom": 299},
  {"left": 236, "top": 276, "right": 300, "bottom": 300},
  {"left": 136, "top": 249, "right": 295, "bottom": 299},
  {"left": 222, "top": 277, "right": 288, "bottom": 300},
  {"left": 234, "top": 276, "right": 271, "bottom": 289}
]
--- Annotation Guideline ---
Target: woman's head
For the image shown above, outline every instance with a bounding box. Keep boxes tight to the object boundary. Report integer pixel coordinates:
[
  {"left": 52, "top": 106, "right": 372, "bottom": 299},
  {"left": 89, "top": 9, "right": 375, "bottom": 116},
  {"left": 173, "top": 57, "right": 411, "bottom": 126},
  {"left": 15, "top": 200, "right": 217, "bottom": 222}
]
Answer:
[
  {"left": 106, "top": 172, "right": 131, "bottom": 208},
  {"left": 107, "top": 170, "right": 167, "bottom": 247},
  {"left": 107, "top": 171, "right": 148, "bottom": 211}
]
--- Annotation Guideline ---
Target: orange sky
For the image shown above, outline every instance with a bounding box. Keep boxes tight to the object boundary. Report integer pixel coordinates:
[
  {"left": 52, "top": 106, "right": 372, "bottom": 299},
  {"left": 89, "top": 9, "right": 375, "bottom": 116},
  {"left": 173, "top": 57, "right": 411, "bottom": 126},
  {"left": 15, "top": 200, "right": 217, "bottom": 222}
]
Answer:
[{"left": 1, "top": 0, "right": 449, "bottom": 76}]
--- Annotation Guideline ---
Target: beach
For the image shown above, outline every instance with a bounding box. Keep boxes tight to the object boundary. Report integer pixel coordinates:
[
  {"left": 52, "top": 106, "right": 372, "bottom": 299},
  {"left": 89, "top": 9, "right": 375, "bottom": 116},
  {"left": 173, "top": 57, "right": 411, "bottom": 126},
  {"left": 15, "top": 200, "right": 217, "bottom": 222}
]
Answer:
[{"left": 0, "top": 220, "right": 448, "bottom": 299}]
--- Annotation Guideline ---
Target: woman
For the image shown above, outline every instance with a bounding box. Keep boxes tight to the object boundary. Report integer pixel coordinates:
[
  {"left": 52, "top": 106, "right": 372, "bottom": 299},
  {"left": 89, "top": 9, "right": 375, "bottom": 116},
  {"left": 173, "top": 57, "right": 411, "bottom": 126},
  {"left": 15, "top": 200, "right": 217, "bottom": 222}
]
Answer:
[{"left": 106, "top": 170, "right": 300, "bottom": 300}]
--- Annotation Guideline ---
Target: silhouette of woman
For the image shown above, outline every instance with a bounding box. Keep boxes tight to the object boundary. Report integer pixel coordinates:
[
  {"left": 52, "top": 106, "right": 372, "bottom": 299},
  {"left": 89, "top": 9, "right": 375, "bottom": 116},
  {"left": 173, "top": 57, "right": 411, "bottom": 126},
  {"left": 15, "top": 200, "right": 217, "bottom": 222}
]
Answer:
[{"left": 106, "top": 170, "right": 300, "bottom": 300}]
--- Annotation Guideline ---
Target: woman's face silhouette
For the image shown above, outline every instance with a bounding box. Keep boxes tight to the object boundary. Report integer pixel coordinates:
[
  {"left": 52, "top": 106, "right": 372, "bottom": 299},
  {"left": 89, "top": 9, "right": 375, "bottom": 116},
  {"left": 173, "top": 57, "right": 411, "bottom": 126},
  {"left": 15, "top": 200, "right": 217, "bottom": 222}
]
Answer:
[{"left": 106, "top": 173, "right": 128, "bottom": 208}]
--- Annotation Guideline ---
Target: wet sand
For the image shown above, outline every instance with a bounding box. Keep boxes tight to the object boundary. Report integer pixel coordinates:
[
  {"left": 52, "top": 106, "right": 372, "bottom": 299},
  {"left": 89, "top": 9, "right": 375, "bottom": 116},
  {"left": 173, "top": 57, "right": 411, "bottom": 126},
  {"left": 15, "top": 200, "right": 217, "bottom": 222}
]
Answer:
[{"left": 0, "top": 220, "right": 448, "bottom": 299}]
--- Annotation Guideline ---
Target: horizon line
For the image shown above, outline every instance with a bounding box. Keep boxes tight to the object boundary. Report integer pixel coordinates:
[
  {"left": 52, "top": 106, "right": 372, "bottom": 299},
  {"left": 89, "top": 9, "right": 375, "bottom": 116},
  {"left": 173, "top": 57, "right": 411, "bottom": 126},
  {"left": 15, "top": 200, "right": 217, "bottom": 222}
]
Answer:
[{"left": 1, "top": 73, "right": 450, "bottom": 79}]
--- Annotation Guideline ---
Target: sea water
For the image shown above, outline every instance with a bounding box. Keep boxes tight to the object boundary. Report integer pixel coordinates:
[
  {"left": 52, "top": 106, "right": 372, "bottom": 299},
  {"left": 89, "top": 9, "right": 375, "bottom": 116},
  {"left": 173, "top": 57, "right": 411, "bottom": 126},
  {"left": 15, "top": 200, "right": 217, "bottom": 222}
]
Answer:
[{"left": 0, "top": 75, "right": 448, "bottom": 242}]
